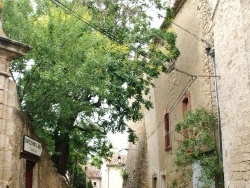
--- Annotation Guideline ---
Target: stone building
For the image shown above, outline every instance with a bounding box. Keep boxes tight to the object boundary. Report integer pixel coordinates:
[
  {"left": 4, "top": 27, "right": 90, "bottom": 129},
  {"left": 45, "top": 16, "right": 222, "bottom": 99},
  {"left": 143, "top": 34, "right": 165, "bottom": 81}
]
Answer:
[
  {"left": 86, "top": 165, "right": 101, "bottom": 188},
  {"left": 122, "top": 118, "right": 148, "bottom": 188},
  {"left": 125, "top": 0, "right": 250, "bottom": 187},
  {"left": 101, "top": 154, "right": 126, "bottom": 188},
  {"left": 0, "top": 6, "right": 68, "bottom": 188}
]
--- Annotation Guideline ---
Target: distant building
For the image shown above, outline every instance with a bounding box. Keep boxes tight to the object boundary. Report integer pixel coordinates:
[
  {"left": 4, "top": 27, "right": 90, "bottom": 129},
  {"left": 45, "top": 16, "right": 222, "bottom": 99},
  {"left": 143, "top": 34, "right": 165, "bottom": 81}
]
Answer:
[
  {"left": 86, "top": 165, "right": 102, "bottom": 188},
  {"left": 101, "top": 154, "right": 126, "bottom": 188}
]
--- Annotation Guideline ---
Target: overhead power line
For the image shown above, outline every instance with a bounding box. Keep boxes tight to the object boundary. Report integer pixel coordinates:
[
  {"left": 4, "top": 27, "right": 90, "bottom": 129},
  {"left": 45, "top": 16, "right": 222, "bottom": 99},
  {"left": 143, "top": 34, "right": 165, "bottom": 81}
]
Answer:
[
  {"left": 50, "top": 0, "right": 162, "bottom": 62},
  {"left": 169, "top": 21, "right": 207, "bottom": 43},
  {"left": 50, "top": 0, "right": 207, "bottom": 65},
  {"left": 50, "top": 0, "right": 118, "bottom": 42},
  {"left": 174, "top": 67, "right": 220, "bottom": 78},
  {"left": 147, "top": 76, "right": 197, "bottom": 139},
  {"left": 50, "top": 0, "right": 214, "bottom": 140}
]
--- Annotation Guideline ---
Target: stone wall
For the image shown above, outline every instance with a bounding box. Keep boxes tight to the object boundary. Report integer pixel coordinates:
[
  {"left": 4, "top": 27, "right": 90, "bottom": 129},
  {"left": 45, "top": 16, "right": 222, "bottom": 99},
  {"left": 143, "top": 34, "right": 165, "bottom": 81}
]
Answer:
[
  {"left": 0, "top": 34, "right": 69, "bottom": 188},
  {"left": 211, "top": 0, "right": 250, "bottom": 187},
  {"left": 123, "top": 117, "right": 148, "bottom": 188}
]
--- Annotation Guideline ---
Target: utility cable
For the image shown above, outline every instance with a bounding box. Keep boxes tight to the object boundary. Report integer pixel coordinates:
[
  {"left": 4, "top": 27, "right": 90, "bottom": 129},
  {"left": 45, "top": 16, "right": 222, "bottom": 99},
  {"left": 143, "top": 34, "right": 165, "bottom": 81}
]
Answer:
[
  {"left": 169, "top": 21, "right": 207, "bottom": 43},
  {"left": 147, "top": 76, "right": 197, "bottom": 139},
  {"left": 50, "top": 0, "right": 118, "bottom": 42},
  {"left": 174, "top": 66, "right": 220, "bottom": 78},
  {"left": 50, "top": 0, "right": 213, "bottom": 139},
  {"left": 50, "top": 0, "right": 165, "bottom": 63},
  {"left": 147, "top": 64, "right": 220, "bottom": 139},
  {"left": 50, "top": 0, "right": 208, "bottom": 65}
]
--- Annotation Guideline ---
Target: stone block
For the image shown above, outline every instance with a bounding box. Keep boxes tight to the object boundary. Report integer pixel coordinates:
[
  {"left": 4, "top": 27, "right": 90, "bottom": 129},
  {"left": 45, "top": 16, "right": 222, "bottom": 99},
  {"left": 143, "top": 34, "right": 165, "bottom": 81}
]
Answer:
[
  {"left": 239, "top": 144, "right": 250, "bottom": 153},
  {"left": 0, "top": 76, "right": 4, "bottom": 90},
  {"left": 0, "top": 58, "right": 6, "bottom": 72},
  {"left": 1, "top": 166, "right": 11, "bottom": 181},
  {"left": 0, "top": 90, "right": 3, "bottom": 104},
  {"left": 5, "top": 122, "right": 15, "bottom": 136},
  {"left": 0, "top": 135, "right": 4, "bottom": 149},
  {"left": 243, "top": 171, "right": 250, "bottom": 181},
  {"left": 0, "top": 104, "right": 3, "bottom": 119},
  {"left": 242, "top": 153, "right": 250, "bottom": 161},
  {"left": 232, "top": 172, "right": 243, "bottom": 181},
  {"left": 6, "top": 107, "right": 13, "bottom": 122},
  {"left": 231, "top": 162, "right": 250, "bottom": 172},
  {"left": 231, "top": 181, "right": 246, "bottom": 188}
]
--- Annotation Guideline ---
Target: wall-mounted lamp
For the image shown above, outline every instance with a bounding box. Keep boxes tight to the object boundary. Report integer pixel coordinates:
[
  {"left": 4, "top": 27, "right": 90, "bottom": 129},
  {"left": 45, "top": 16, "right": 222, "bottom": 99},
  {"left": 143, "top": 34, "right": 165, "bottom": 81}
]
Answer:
[
  {"left": 205, "top": 42, "right": 211, "bottom": 55},
  {"left": 205, "top": 43, "right": 215, "bottom": 57}
]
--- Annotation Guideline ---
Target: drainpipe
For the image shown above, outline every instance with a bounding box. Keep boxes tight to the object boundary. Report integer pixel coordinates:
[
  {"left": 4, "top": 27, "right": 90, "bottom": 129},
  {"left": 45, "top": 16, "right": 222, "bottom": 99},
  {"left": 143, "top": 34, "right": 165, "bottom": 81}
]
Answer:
[
  {"left": 107, "top": 167, "right": 109, "bottom": 188},
  {"left": 206, "top": 46, "right": 223, "bottom": 163}
]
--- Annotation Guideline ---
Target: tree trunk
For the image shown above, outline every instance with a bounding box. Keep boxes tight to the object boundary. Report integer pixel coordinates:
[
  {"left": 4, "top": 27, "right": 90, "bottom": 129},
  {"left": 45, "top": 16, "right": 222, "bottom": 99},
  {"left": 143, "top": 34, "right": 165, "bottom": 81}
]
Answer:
[
  {"left": 52, "top": 132, "right": 70, "bottom": 175},
  {"left": 52, "top": 117, "right": 75, "bottom": 175}
]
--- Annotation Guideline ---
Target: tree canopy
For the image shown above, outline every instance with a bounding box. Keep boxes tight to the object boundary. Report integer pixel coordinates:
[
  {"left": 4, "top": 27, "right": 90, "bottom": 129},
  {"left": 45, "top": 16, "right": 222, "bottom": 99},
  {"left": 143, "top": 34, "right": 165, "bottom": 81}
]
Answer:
[{"left": 3, "top": 0, "right": 179, "bottom": 177}]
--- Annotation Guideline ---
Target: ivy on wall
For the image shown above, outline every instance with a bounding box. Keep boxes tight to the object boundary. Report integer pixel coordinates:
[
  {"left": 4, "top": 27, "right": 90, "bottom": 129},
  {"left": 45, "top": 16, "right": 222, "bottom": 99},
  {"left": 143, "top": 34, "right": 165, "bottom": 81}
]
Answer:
[{"left": 171, "top": 107, "right": 224, "bottom": 188}]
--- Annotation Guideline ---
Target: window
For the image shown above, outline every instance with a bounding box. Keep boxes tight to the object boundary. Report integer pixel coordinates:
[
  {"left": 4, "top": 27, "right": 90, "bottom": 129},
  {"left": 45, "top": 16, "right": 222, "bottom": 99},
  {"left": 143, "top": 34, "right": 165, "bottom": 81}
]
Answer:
[
  {"left": 182, "top": 92, "right": 192, "bottom": 139},
  {"left": 164, "top": 112, "right": 171, "bottom": 151},
  {"left": 161, "top": 175, "right": 166, "bottom": 188},
  {"left": 93, "top": 182, "right": 97, "bottom": 187},
  {"left": 153, "top": 177, "right": 157, "bottom": 188},
  {"left": 182, "top": 92, "right": 191, "bottom": 116}
]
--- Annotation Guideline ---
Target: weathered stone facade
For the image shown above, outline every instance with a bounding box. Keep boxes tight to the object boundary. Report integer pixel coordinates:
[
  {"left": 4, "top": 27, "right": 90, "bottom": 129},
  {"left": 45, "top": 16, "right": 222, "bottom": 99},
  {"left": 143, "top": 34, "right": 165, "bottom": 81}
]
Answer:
[
  {"left": 126, "top": 0, "right": 250, "bottom": 187},
  {"left": 123, "top": 117, "right": 148, "bottom": 188},
  {"left": 0, "top": 19, "right": 69, "bottom": 188},
  {"left": 211, "top": 0, "right": 250, "bottom": 187}
]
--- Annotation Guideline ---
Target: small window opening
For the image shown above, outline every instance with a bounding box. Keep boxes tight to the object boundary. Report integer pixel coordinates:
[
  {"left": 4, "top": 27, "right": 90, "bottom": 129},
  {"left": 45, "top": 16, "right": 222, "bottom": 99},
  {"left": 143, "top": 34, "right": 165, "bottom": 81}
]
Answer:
[
  {"left": 153, "top": 177, "right": 157, "bottom": 188},
  {"left": 182, "top": 93, "right": 193, "bottom": 140},
  {"left": 161, "top": 175, "right": 166, "bottom": 188},
  {"left": 164, "top": 113, "right": 171, "bottom": 151}
]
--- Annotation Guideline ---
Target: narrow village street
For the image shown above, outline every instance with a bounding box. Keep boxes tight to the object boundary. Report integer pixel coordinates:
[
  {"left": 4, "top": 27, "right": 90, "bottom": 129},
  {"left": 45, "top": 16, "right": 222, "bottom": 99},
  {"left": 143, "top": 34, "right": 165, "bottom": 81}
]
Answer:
[{"left": 0, "top": 0, "right": 249, "bottom": 188}]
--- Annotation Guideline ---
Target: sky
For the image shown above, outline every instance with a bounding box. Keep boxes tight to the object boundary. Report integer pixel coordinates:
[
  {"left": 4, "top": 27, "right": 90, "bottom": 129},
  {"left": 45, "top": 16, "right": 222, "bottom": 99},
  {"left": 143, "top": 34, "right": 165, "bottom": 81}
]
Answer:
[{"left": 106, "top": 1, "right": 173, "bottom": 152}]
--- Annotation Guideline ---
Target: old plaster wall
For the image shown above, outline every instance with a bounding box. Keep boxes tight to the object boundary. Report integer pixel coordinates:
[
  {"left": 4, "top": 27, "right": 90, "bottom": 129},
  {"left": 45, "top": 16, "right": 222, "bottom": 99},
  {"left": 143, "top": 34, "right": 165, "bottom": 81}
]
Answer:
[
  {"left": 144, "top": 0, "right": 214, "bottom": 187},
  {"left": 211, "top": 0, "right": 250, "bottom": 187},
  {"left": 0, "top": 36, "right": 69, "bottom": 187}
]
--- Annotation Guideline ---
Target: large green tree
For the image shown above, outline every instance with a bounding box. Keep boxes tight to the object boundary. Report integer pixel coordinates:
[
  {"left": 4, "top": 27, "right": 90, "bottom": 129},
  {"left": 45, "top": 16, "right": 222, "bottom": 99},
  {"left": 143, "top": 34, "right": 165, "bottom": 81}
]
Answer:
[{"left": 3, "top": 0, "right": 179, "bottom": 176}]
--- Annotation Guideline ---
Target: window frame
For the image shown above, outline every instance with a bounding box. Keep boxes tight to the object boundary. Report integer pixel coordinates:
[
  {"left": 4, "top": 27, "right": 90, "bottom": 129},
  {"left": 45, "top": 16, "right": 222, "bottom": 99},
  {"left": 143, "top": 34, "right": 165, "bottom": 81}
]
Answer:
[{"left": 164, "top": 111, "right": 172, "bottom": 151}]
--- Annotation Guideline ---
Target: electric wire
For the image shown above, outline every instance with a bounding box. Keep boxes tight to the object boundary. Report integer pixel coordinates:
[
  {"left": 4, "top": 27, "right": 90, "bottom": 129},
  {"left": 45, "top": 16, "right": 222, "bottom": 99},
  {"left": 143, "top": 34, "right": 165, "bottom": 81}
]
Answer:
[
  {"left": 51, "top": 0, "right": 168, "bottom": 64},
  {"left": 50, "top": 0, "right": 207, "bottom": 64},
  {"left": 174, "top": 66, "right": 220, "bottom": 78},
  {"left": 50, "top": 0, "right": 118, "bottom": 42},
  {"left": 169, "top": 21, "right": 207, "bottom": 43},
  {"left": 147, "top": 76, "right": 197, "bottom": 139},
  {"left": 49, "top": 0, "right": 212, "bottom": 139}
]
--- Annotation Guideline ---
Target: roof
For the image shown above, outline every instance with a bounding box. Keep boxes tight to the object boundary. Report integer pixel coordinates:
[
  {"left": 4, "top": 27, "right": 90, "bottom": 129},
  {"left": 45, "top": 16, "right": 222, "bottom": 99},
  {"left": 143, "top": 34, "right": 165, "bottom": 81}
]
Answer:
[
  {"left": 160, "top": 0, "right": 186, "bottom": 29},
  {"left": 86, "top": 165, "right": 101, "bottom": 179},
  {"left": 172, "top": 0, "right": 186, "bottom": 16},
  {"left": 105, "top": 154, "right": 127, "bottom": 166}
]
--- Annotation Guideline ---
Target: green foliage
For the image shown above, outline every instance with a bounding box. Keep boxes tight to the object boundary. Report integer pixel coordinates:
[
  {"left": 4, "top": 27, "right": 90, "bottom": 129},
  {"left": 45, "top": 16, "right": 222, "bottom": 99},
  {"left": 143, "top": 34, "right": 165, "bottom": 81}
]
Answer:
[
  {"left": 73, "top": 167, "right": 86, "bottom": 188},
  {"left": 87, "top": 180, "right": 93, "bottom": 188},
  {"left": 172, "top": 108, "right": 223, "bottom": 188},
  {"left": 3, "top": 0, "right": 179, "bottom": 176},
  {"left": 121, "top": 168, "right": 129, "bottom": 178}
]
